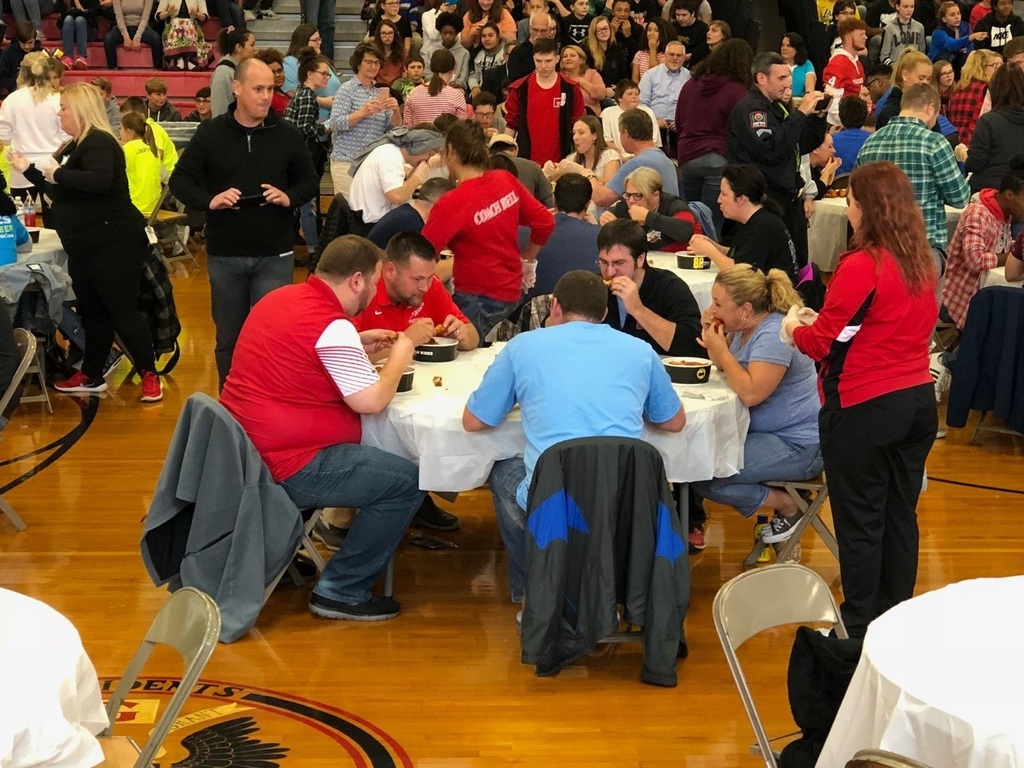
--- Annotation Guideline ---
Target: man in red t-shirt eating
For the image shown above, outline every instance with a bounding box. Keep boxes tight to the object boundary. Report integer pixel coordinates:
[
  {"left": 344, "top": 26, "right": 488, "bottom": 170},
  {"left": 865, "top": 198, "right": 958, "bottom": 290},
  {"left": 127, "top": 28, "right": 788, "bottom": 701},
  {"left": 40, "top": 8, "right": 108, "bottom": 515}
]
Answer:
[
  {"left": 355, "top": 231, "right": 481, "bottom": 531},
  {"left": 503, "top": 38, "right": 585, "bottom": 166}
]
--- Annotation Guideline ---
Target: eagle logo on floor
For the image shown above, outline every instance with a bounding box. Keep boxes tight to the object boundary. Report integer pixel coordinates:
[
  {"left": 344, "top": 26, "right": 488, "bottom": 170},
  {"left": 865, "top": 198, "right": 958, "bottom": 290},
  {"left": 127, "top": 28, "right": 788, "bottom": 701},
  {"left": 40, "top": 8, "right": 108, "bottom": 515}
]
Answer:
[
  {"left": 171, "top": 716, "right": 288, "bottom": 767},
  {"left": 101, "top": 677, "right": 412, "bottom": 768}
]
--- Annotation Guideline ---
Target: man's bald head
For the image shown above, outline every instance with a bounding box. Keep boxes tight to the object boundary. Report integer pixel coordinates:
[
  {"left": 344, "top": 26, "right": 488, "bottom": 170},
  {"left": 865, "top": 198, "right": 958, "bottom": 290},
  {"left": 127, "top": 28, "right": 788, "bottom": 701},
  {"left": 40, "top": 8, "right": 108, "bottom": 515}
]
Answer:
[{"left": 232, "top": 58, "right": 275, "bottom": 125}]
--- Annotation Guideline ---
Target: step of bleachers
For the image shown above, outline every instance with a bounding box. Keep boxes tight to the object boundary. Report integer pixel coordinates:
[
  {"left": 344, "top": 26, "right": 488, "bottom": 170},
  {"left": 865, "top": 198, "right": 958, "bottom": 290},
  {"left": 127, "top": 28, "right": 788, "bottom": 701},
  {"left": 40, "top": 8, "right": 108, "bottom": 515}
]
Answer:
[
  {"left": 62, "top": 68, "right": 211, "bottom": 102},
  {"left": 34, "top": 14, "right": 223, "bottom": 44}
]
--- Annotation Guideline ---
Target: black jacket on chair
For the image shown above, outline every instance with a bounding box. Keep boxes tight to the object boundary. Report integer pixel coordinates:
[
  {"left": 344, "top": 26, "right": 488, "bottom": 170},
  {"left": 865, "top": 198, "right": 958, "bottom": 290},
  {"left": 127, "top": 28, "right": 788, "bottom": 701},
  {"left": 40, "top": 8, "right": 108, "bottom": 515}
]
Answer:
[
  {"left": 946, "top": 286, "right": 1024, "bottom": 434},
  {"left": 520, "top": 437, "right": 689, "bottom": 687}
]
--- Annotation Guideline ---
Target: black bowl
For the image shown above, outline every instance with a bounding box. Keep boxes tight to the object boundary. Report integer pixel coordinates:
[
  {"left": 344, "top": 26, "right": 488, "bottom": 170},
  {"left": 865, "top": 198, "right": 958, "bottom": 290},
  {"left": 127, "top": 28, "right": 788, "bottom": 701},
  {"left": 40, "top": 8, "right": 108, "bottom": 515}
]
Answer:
[
  {"left": 27, "top": 228, "right": 40, "bottom": 244},
  {"left": 413, "top": 337, "right": 457, "bottom": 363},
  {"left": 397, "top": 367, "right": 414, "bottom": 392},
  {"left": 664, "top": 357, "right": 713, "bottom": 384},
  {"left": 677, "top": 253, "right": 711, "bottom": 270}
]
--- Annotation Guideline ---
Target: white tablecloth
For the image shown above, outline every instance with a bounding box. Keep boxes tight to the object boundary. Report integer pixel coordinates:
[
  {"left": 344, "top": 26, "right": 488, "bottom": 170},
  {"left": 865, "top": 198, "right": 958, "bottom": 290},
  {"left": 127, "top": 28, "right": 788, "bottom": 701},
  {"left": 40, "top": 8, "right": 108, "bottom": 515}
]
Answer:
[
  {"left": 20, "top": 229, "right": 69, "bottom": 270},
  {"left": 0, "top": 588, "right": 108, "bottom": 768},
  {"left": 645, "top": 251, "right": 718, "bottom": 313},
  {"left": 981, "top": 265, "right": 1023, "bottom": 290},
  {"left": 817, "top": 576, "right": 1024, "bottom": 768},
  {"left": 361, "top": 345, "right": 749, "bottom": 492},
  {"left": 808, "top": 199, "right": 964, "bottom": 273}
]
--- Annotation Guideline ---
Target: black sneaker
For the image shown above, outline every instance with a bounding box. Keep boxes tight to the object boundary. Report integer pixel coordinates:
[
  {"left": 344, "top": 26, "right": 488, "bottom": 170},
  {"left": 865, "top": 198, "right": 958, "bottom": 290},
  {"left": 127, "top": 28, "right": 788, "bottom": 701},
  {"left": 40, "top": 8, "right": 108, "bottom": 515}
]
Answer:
[
  {"left": 413, "top": 494, "right": 460, "bottom": 531},
  {"left": 308, "top": 593, "right": 400, "bottom": 621},
  {"left": 762, "top": 512, "right": 803, "bottom": 544}
]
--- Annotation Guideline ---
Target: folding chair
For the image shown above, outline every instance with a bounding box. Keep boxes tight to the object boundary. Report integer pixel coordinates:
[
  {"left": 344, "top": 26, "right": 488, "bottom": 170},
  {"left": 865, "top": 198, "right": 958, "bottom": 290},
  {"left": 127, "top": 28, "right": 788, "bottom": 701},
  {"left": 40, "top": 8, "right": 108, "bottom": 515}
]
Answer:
[
  {"left": 744, "top": 477, "right": 838, "bottom": 568},
  {"left": 100, "top": 587, "right": 221, "bottom": 767},
  {"left": 846, "top": 749, "right": 935, "bottom": 768},
  {"left": 148, "top": 183, "right": 198, "bottom": 269},
  {"left": 713, "top": 564, "right": 848, "bottom": 767},
  {"left": 15, "top": 330, "right": 52, "bottom": 414},
  {"left": 0, "top": 329, "right": 38, "bottom": 531}
]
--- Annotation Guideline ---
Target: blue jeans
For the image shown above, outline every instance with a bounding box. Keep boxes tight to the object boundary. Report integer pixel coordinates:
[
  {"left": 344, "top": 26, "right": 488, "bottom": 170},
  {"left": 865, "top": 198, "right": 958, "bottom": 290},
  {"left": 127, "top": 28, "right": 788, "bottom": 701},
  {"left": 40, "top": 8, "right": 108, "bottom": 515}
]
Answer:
[
  {"left": 299, "top": 198, "right": 318, "bottom": 254},
  {"left": 281, "top": 444, "right": 424, "bottom": 604},
  {"left": 453, "top": 292, "right": 516, "bottom": 344},
  {"left": 680, "top": 152, "right": 727, "bottom": 239},
  {"left": 488, "top": 457, "right": 528, "bottom": 602},
  {"left": 103, "top": 24, "right": 163, "bottom": 68},
  {"left": 207, "top": 253, "right": 294, "bottom": 387},
  {"left": 62, "top": 16, "right": 92, "bottom": 59},
  {"left": 692, "top": 433, "right": 823, "bottom": 518},
  {"left": 10, "top": 0, "right": 42, "bottom": 30}
]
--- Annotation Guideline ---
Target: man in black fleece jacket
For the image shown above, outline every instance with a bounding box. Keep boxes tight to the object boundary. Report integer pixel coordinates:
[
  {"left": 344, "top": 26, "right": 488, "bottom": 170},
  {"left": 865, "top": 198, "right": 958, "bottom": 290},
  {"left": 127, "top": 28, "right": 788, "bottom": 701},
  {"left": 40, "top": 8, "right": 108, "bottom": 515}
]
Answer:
[{"left": 170, "top": 58, "right": 319, "bottom": 388}]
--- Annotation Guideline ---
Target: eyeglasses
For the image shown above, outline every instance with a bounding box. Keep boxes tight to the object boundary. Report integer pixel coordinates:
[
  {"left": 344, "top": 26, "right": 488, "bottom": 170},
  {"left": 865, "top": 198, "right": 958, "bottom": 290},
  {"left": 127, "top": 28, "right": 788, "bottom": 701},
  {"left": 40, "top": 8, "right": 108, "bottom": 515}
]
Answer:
[
  {"left": 623, "top": 191, "right": 645, "bottom": 202},
  {"left": 597, "top": 257, "right": 632, "bottom": 269},
  {"left": 195, "top": 97, "right": 211, "bottom": 103},
  {"left": 315, "top": 68, "right": 332, "bottom": 76},
  {"left": 309, "top": 35, "right": 322, "bottom": 43},
  {"left": 362, "top": 58, "right": 382, "bottom": 67}
]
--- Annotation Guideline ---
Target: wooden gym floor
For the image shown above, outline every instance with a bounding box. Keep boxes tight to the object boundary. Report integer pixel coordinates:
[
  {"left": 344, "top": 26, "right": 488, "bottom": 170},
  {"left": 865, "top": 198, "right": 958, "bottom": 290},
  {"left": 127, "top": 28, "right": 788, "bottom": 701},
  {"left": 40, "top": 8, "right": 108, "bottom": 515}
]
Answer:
[{"left": 1, "top": 250, "right": 1022, "bottom": 767}]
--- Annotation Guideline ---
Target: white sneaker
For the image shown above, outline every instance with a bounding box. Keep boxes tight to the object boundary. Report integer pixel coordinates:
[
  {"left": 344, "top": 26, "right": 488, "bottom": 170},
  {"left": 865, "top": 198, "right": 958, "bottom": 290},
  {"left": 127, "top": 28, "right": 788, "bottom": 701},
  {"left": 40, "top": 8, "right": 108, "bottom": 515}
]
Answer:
[
  {"left": 261, "top": 9, "right": 279, "bottom": 18},
  {"left": 930, "top": 352, "right": 951, "bottom": 403},
  {"left": 243, "top": 9, "right": 257, "bottom": 20}
]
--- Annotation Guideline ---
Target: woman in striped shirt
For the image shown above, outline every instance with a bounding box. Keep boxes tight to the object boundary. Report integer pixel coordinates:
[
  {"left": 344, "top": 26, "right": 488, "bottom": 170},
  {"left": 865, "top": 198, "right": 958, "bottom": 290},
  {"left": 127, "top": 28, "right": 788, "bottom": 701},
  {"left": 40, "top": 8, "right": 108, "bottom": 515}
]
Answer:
[{"left": 403, "top": 49, "right": 468, "bottom": 126}]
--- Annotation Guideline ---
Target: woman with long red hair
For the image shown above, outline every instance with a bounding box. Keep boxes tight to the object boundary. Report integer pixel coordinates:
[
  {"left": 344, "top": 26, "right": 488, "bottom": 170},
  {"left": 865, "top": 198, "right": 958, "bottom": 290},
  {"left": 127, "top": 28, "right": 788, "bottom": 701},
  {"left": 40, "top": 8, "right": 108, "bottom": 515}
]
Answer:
[{"left": 780, "top": 161, "right": 938, "bottom": 639}]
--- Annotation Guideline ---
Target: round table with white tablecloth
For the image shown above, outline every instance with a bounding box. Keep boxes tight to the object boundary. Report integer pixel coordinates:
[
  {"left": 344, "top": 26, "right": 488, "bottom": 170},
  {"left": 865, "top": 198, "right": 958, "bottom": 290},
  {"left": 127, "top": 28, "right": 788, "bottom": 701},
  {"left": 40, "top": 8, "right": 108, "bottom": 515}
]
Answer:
[
  {"left": 360, "top": 345, "right": 749, "bottom": 492},
  {"left": 808, "top": 198, "right": 964, "bottom": 273},
  {"left": 0, "top": 588, "right": 109, "bottom": 768},
  {"left": 20, "top": 229, "right": 69, "bottom": 269},
  {"left": 645, "top": 251, "right": 718, "bottom": 313},
  {"left": 817, "top": 576, "right": 1024, "bottom": 768},
  {"left": 980, "top": 265, "right": 1024, "bottom": 290}
]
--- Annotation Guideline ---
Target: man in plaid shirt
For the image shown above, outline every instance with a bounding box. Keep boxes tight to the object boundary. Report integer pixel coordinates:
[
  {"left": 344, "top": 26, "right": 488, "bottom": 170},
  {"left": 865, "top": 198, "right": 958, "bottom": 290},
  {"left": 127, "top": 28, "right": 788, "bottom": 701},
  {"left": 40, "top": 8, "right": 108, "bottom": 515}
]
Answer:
[
  {"left": 942, "top": 168, "right": 1024, "bottom": 329},
  {"left": 856, "top": 83, "right": 971, "bottom": 250}
]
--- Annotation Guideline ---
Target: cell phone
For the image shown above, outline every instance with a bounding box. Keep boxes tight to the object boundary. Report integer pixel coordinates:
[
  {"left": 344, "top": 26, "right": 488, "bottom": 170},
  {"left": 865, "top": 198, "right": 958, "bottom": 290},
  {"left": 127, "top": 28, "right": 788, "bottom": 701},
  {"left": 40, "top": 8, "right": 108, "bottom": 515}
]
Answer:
[
  {"left": 236, "top": 192, "right": 266, "bottom": 205},
  {"left": 814, "top": 94, "right": 833, "bottom": 111}
]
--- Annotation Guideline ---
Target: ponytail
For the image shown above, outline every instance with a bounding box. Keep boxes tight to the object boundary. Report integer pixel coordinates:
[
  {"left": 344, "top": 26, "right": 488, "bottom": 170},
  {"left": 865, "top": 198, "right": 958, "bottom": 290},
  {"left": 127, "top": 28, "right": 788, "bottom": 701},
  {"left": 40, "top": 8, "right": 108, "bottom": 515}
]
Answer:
[
  {"left": 121, "top": 112, "right": 159, "bottom": 158},
  {"left": 714, "top": 263, "right": 803, "bottom": 315},
  {"left": 764, "top": 269, "right": 803, "bottom": 313},
  {"left": 428, "top": 49, "right": 456, "bottom": 97}
]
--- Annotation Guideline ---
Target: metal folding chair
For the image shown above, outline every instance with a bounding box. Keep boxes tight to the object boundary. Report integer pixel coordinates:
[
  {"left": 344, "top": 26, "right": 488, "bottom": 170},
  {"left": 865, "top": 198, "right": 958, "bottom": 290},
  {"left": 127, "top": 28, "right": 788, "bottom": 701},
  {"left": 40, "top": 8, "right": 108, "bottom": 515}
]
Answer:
[
  {"left": 744, "top": 477, "right": 838, "bottom": 568},
  {"left": 148, "top": 183, "right": 198, "bottom": 269},
  {"left": 14, "top": 330, "right": 52, "bottom": 414},
  {"left": 713, "top": 564, "right": 848, "bottom": 767},
  {"left": 101, "top": 587, "right": 221, "bottom": 767},
  {"left": 0, "top": 329, "right": 37, "bottom": 531}
]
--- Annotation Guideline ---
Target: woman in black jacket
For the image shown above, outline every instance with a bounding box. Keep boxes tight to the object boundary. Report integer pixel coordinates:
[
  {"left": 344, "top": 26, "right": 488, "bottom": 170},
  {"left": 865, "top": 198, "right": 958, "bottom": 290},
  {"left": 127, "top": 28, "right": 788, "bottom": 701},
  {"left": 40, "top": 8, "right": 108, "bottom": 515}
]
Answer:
[
  {"left": 11, "top": 82, "right": 162, "bottom": 402},
  {"left": 598, "top": 165, "right": 698, "bottom": 251}
]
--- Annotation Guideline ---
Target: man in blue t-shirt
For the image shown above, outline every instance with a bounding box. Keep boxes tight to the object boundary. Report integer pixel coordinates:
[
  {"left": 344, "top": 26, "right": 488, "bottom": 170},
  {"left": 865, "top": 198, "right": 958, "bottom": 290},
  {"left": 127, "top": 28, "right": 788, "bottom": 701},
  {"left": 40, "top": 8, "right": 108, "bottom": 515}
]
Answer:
[
  {"left": 570, "top": 108, "right": 679, "bottom": 209},
  {"left": 463, "top": 270, "right": 686, "bottom": 603}
]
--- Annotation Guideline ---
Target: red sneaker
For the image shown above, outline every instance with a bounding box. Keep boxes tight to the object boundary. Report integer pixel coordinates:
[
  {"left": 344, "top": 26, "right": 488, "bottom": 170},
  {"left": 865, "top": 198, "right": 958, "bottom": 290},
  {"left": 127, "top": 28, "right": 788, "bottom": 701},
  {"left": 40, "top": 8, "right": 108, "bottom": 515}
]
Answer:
[
  {"left": 688, "top": 526, "right": 706, "bottom": 553},
  {"left": 140, "top": 371, "right": 163, "bottom": 402},
  {"left": 54, "top": 370, "right": 107, "bottom": 394},
  {"left": 73, "top": 57, "right": 88, "bottom": 70}
]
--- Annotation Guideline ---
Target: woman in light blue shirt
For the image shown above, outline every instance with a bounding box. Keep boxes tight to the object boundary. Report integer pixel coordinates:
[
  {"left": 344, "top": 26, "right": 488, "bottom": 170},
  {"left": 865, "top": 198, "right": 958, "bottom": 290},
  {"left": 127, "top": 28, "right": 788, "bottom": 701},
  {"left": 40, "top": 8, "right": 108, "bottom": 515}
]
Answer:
[
  {"left": 328, "top": 42, "right": 400, "bottom": 198},
  {"left": 691, "top": 264, "right": 823, "bottom": 544},
  {"left": 782, "top": 32, "right": 816, "bottom": 98},
  {"left": 283, "top": 23, "right": 341, "bottom": 122}
]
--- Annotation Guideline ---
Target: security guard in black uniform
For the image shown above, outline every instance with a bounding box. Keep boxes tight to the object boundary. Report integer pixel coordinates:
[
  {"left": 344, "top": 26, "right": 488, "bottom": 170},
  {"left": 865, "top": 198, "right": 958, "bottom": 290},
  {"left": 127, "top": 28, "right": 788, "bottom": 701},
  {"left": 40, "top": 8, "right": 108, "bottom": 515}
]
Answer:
[{"left": 727, "top": 51, "right": 829, "bottom": 268}]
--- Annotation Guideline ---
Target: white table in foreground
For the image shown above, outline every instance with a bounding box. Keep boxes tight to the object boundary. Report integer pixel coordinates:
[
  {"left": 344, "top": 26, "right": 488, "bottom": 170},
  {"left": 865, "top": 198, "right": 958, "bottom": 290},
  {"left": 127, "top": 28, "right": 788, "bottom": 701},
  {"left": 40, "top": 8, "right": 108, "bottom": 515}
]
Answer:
[
  {"left": 809, "top": 199, "right": 963, "bottom": 273},
  {"left": 646, "top": 251, "right": 717, "bottom": 313},
  {"left": 0, "top": 588, "right": 109, "bottom": 768},
  {"left": 361, "top": 345, "right": 749, "bottom": 492},
  {"left": 817, "top": 576, "right": 1024, "bottom": 768},
  {"left": 981, "top": 265, "right": 1023, "bottom": 290}
]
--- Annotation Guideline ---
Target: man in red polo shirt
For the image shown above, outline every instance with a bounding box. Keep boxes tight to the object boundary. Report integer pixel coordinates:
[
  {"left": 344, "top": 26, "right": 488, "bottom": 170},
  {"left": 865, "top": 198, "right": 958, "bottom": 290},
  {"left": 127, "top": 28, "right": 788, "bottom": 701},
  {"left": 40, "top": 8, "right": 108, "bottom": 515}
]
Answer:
[
  {"left": 356, "top": 232, "right": 480, "bottom": 355},
  {"left": 822, "top": 18, "right": 869, "bottom": 125},
  {"left": 355, "top": 231, "right": 480, "bottom": 532},
  {"left": 220, "top": 235, "right": 434, "bottom": 622}
]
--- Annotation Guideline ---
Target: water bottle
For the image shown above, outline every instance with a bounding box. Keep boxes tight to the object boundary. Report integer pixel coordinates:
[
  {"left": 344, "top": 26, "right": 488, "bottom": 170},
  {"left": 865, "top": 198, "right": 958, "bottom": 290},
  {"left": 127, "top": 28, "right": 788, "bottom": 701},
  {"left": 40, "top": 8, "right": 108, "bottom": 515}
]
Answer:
[
  {"left": 24, "top": 196, "right": 36, "bottom": 228},
  {"left": 753, "top": 514, "right": 771, "bottom": 563}
]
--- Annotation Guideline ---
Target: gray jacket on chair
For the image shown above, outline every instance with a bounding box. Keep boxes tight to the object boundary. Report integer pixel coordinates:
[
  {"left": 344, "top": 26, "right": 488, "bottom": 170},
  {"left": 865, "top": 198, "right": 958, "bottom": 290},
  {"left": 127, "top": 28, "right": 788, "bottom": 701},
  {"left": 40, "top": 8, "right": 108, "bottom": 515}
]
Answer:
[{"left": 141, "top": 393, "right": 303, "bottom": 642}]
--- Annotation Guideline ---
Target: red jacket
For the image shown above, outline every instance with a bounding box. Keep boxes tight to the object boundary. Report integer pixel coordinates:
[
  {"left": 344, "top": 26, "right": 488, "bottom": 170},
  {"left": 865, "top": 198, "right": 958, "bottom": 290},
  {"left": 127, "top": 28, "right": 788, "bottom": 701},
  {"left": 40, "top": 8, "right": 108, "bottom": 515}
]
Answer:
[{"left": 793, "top": 248, "right": 936, "bottom": 409}]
